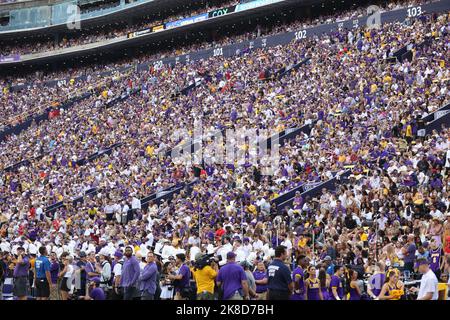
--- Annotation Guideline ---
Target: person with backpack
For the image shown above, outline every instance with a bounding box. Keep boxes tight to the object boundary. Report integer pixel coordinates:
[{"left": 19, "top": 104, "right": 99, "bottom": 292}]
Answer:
[{"left": 97, "top": 250, "right": 112, "bottom": 298}]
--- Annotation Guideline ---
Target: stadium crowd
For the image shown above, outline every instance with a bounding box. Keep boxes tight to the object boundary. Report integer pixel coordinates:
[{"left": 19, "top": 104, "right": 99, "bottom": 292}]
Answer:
[
  {"left": 0, "top": 0, "right": 436, "bottom": 134},
  {"left": 0, "top": 0, "right": 243, "bottom": 56},
  {"left": 0, "top": 0, "right": 432, "bottom": 86},
  {"left": 0, "top": 2, "right": 449, "bottom": 301}
]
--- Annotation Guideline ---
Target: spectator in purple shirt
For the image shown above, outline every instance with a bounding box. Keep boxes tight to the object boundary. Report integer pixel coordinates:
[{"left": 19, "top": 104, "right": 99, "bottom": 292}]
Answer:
[
  {"left": 13, "top": 247, "right": 29, "bottom": 300},
  {"left": 49, "top": 252, "right": 60, "bottom": 300},
  {"left": 216, "top": 251, "right": 249, "bottom": 300},
  {"left": 139, "top": 252, "right": 158, "bottom": 300},
  {"left": 167, "top": 253, "right": 191, "bottom": 300},
  {"left": 328, "top": 265, "right": 345, "bottom": 300},
  {"left": 402, "top": 234, "right": 417, "bottom": 273},
  {"left": 86, "top": 277, "right": 106, "bottom": 300},
  {"left": 84, "top": 252, "right": 100, "bottom": 282},
  {"left": 253, "top": 261, "right": 268, "bottom": 300},
  {"left": 120, "top": 246, "right": 140, "bottom": 300}
]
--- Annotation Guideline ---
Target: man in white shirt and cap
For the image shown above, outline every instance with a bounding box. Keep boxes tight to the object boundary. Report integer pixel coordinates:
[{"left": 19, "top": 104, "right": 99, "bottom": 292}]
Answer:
[{"left": 409, "top": 258, "right": 439, "bottom": 300}]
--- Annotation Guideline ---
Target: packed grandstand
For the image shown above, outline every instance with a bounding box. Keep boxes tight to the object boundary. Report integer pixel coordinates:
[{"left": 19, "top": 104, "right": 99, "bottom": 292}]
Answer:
[{"left": 0, "top": 0, "right": 449, "bottom": 301}]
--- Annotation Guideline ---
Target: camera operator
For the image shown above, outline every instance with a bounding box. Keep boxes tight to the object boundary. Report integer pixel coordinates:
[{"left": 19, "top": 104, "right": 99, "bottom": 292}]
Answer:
[
  {"left": 409, "top": 258, "right": 438, "bottom": 300},
  {"left": 192, "top": 253, "right": 218, "bottom": 300}
]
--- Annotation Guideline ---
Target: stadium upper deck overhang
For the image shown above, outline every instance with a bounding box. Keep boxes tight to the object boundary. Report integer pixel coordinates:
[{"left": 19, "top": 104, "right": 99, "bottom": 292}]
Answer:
[
  {"left": 0, "top": 0, "right": 319, "bottom": 68},
  {"left": 0, "top": 0, "right": 193, "bottom": 39}
]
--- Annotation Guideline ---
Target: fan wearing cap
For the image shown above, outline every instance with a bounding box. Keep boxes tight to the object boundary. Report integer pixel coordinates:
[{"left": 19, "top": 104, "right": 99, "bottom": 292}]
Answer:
[
  {"left": 217, "top": 251, "right": 249, "bottom": 300},
  {"left": 96, "top": 248, "right": 112, "bottom": 296},
  {"left": 111, "top": 251, "right": 124, "bottom": 300},
  {"left": 409, "top": 258, "right": 439, "bottom": 300},
  {"left": 85, "top": 277, "right": 106, "bottom": 300},
  {"left": 75, "top": 251, "right": 88, "bottom": 297}
]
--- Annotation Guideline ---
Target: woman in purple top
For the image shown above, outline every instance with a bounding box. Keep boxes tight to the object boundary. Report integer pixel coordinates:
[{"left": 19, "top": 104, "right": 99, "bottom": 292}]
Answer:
[
  {"left": 305, "top": 266, "right": 323, "bottom": 300},
  {"left": 348, "top": 269, "right": 361, "bottom": 300},
  {"left": 253, "top": 261, "right": 268, "bottom": 299}
]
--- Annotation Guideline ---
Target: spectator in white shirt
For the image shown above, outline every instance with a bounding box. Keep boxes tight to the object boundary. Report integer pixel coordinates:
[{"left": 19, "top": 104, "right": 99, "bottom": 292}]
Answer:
[
  {"left": 121, "top": 201, "right": 130, "bottom": 224},
  {"left": 112, "top": 251, "right": 123, "bottom": 288},
  {"left": 410, "top": 258, "right": 439, "bottom": 300},
  {"left": 280, "top": 233, "right": 293, "bottom": 255},
  {"left": 429, "top": 205, "right": 443, "bottom": 220},
  {"left": 377, "top": 213, "right": 388, "bottom": 231}
]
